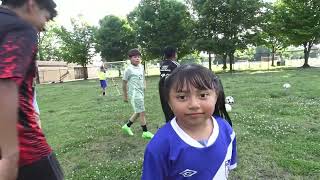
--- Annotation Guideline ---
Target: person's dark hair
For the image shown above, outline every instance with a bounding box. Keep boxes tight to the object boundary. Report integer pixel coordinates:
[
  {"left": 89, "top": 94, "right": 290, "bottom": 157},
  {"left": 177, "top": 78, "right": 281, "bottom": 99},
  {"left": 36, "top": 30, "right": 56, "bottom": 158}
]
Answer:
[
  {"left": 128, "top": 48, "right": 141, "bottom": 58},
  {"left": 159, "top": 64, "right": 232, "bottom": 126},
  {"left": 163, "top": 46, "right": 177, "bottom": 59},
  {"left": 100, "top": 65, "right": 106, "bottom": 73},
  {"left": 2, "top": 0, "right": 57, "bottom": 20}
]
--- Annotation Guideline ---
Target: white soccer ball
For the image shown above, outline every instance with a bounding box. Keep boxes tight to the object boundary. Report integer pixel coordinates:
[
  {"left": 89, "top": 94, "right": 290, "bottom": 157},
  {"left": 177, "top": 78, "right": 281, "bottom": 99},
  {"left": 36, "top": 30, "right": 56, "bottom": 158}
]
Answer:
[
  {"left": 225, "top": 104, "right": 232, "bottom": 112},
  {"left": 225, "top": 96, "right": 234, "bottom": 105},
  {"left": 283, "top": 83, "right": 291, "bottom": 89}
]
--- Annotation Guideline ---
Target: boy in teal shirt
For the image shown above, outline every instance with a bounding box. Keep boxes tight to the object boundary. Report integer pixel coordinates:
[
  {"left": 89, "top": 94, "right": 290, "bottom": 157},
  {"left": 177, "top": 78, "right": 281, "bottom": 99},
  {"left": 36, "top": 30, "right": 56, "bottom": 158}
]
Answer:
[{"left": 121, "top": 49, "right": 154, "bottom": 139}]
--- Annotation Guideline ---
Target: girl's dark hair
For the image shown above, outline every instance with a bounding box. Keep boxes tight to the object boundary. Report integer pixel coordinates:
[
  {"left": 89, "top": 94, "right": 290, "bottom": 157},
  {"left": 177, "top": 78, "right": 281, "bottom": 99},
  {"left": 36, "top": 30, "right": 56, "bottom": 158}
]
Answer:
[
  {"left": 2, "top": 0, "right": 57, "bottom": 20},
  {"left": 159, "top": 64, "right": 232, "bottom": 126}
]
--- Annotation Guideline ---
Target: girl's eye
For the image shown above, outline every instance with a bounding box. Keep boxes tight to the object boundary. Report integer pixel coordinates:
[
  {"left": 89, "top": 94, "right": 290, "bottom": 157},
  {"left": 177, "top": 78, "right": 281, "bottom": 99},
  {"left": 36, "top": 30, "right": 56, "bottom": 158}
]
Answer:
[
  {"left": 200, "top": 93, "right": 209, "bottom": 98},
  {"left": 177, "top": 95, "right": 186, "bottom": 100}
]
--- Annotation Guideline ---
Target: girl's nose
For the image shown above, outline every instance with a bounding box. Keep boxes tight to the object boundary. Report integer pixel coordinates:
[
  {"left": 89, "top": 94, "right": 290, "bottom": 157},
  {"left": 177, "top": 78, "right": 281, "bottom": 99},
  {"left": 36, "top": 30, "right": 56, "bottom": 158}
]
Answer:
[{"left": 188, "top": 96, "right": 200, "bottom": 109}]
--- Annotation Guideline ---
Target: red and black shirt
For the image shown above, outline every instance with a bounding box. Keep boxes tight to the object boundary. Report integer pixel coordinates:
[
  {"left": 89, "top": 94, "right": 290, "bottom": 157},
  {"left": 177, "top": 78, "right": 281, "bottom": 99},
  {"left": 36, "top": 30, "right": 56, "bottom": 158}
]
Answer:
[{"left": 0, "top": 7, "right": 51, "bottom": 166}]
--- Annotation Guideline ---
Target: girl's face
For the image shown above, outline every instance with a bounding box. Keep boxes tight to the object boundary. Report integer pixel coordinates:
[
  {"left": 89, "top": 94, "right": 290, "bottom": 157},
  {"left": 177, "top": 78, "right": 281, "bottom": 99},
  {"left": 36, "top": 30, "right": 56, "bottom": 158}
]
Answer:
[{"left": 168, "top": 83, "right": 217, "bottom": 126}]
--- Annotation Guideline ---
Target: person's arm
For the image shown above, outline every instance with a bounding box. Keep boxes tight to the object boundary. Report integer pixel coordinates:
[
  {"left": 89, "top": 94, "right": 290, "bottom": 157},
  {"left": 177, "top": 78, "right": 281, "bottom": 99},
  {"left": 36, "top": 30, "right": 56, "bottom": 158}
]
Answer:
[
  {"left": 122, "top": 68, "right": 130, "bottom": 102},
  {"left": 0, "top": 79, "right": 19, "bottom": 180},
  {"left": 33, "top": 94, "right": 41, "bottom": 128},
  {"left": 143, "top": 67, "right": 146, "bottom": 89},
  {"left": 122, "top": 80, "right": 128, "bottom": 102}
]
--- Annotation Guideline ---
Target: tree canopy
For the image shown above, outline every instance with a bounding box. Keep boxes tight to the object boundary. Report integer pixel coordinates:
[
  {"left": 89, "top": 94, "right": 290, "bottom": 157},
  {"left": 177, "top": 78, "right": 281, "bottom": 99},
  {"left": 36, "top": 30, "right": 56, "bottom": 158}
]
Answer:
[
  {"left": 189, "top": 0, "right": 265, "bottom": 70},
  {"left": 54, "top": 16, "right": 96, "bottom": 79},
  {"left": 275, "top": 0, "right": 320, "bottom": 67},
  {"left": 95, "top": 15, "right": 136, "bottom": 62},
  {"left": 128, "top": 0, "right": 193, "bottom": 60}
]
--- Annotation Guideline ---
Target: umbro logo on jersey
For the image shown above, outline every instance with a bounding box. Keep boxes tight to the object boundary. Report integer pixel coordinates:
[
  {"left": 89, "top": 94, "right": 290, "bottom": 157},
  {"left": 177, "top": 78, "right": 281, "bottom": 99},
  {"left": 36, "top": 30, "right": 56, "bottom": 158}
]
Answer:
[{"left": 179, "top": 169, "right": 197, "bottom": 177}]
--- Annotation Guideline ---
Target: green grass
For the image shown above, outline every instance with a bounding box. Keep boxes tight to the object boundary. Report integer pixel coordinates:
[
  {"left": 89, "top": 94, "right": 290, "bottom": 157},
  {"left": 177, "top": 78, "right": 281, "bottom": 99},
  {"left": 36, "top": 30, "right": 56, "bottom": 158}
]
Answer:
[{"left": 37, "top": 67, "right": 320, "bottom": 179}]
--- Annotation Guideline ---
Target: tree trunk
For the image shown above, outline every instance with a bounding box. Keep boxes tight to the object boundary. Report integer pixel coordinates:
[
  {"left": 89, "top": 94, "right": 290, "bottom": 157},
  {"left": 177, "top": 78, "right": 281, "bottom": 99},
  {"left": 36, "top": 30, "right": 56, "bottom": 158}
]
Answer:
[
  {"left": 271, "top": 46, "right": 275, "bottom": 67},
  {"left": 222, "top": 53, "right": 227, "bottom": 70},
  {"left": 208, "top": 53, "right": 212, "bottom": 71},
  {"left": 229, "top": 52, "right": 234, "bottom": 72},
  {"left": 82, "top": 65, "right": 88, "bottom": 80},
  {"left": 302, "top": 42, "right": 311, "bottom": 68}
]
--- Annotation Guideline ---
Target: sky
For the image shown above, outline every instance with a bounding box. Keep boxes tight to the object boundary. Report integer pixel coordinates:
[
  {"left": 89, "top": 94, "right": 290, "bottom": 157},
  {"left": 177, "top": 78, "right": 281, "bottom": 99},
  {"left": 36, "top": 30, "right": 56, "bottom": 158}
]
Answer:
[
  {"left": 54, "top": 0, "right": 141, "bottom": 27},
  {"left": 54, "top": 0, "right": 275, "bottom": 27}
]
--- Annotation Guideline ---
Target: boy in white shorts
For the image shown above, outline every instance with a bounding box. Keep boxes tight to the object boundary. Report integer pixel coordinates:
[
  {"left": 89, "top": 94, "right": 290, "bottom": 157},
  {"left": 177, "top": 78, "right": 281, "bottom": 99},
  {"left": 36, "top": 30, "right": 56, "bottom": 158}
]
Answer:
[{"left": 121, "top": 49, "right": 154, "bottom": 140}]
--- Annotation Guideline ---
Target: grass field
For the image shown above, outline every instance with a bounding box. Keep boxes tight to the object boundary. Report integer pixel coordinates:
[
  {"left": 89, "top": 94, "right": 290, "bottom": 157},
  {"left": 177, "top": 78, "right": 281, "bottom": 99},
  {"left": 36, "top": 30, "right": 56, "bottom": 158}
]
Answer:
[{"left": 37, "top": 67, "right": 320, "bottom": 179}]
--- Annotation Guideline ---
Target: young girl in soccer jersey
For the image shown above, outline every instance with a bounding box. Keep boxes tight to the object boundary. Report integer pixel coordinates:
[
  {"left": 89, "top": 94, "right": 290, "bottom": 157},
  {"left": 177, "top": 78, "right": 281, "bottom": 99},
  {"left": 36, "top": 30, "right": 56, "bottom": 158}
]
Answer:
[
  {"left": 142, "top": 64, "right": 237, "bottom": 180},
  {"left": 98, "top": 65, "right": 107, "bottom": 96},
  {"left": 121, "top": 49, "right": 154, "bottom": 139}
]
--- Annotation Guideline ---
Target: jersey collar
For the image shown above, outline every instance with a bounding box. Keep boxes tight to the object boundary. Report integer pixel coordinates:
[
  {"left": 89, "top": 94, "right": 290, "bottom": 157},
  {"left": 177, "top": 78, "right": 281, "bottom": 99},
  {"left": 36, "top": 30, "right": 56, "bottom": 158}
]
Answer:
[{"left": 170, "top": 116, "right": 219, "bottom": 148}]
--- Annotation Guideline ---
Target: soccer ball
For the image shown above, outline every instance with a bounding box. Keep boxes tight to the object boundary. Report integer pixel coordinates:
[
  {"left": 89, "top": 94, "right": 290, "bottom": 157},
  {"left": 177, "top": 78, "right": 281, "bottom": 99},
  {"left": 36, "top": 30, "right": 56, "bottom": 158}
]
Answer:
[
  {"left": 225, "top": 104, "right": 232, "bottom": 112},
  {"left": 283, "top": 83, "right": 291, "bottom": 89},
  {"left": 225, "top": 96, "right": 234, "bottom": 105}
]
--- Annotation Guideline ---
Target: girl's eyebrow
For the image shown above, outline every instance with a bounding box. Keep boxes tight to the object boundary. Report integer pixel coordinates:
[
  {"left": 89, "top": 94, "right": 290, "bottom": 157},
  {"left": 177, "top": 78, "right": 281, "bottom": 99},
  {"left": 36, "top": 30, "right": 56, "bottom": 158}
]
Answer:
[
  {"left": 176, "top": 88, "right": 211, "bottom": 93},
  {"left": 176, "top": 90, "right": 189, "bottom": 93}
]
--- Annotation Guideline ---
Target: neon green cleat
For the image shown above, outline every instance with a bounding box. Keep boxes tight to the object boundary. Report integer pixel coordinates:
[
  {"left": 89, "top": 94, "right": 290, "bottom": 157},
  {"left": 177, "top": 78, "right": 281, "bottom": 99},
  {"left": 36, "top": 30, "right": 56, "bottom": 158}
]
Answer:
[
  {"left": 142, "top": 131, "right": 154, "bottom": 140},
  {"left": 122, "top": 124, "right": 134, "bottom": 136}
]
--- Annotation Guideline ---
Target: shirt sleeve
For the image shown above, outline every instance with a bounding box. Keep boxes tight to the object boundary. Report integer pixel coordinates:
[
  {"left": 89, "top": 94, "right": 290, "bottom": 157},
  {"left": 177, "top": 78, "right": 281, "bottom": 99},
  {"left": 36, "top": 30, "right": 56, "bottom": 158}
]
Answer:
[
  {"left": 122, "top": 68, "right": 130, "bottom": 81},
  {"left": 230, "top": 135, "right": 237, "bottom": 170},
  {"left": 0, "top": 27, "right": 37, "bottom": 85},
  {"left": 142, "top": 147, "right": 167, "bottom": 180}
]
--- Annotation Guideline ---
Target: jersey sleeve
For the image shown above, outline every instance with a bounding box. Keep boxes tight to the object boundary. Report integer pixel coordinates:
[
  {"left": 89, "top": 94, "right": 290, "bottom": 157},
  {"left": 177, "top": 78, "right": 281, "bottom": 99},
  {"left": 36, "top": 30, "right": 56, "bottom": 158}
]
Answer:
[
  {"left": 122, "top": 68, "right": 130, "bottom": 81},
  {"left": 0, "top": 27, "right": 37, "bottom": 85},
  {"left": 230, "top": 133, "right": 237, "bottom": 170},
  {"left": 170, "top": 61, "right": 180, "bottom": 71},
  {"left": 142, "top": 147, "right": 167, "bottom": 180}
]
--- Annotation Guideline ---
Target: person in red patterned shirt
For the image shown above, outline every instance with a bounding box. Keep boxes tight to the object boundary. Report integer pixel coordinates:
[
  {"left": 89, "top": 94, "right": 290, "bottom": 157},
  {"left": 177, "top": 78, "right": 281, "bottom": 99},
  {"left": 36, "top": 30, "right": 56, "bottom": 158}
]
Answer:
[{"left": 0, "top": 0, "right": 63, "bottom": 179}]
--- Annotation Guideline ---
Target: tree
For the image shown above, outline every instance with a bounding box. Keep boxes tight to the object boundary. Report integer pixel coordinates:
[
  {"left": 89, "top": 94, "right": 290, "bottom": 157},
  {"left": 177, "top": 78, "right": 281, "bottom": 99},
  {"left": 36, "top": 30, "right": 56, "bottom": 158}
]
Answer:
[
  {"left": 256, "top": 3, "right": 289, "bottom": 66},
  {"left": 95, "top": 15, "right": 136, "bottom": 62},
  {"left": 128, "top": 0, "right": 193, "bottom": 60},
  {"left": 193, "top": 38, "right": 221, "bottom": 70},
  {"left": 189, "top": 0, "right": 265, "bottom": 71},
  {"left": 276, "top": 0, "right": 320, "bottom": 68},
  {"left": 38, "top": 22, "right": 62, "bottom": 61},
  {"left": 235, "top": 46, "right": 255, "bottom": 61},
  {"left": 54, "top": 16, "right": 95, "bottom": 79},
  {"left": 95, "top": 15, "right": 136, "bottom": 76},
  {"left": 254, "top": 46, "right": 270, "bottom": 61}
]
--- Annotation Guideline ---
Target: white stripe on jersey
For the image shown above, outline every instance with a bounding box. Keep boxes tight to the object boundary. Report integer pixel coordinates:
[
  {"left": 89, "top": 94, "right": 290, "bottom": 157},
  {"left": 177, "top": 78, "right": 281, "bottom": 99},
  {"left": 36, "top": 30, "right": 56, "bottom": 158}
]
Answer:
[
  {"left": 212, "top": 131, "right": 236, "bottom": 180},
  {"left": 172, "top": 60, "right": 180, "bottom": 66}
]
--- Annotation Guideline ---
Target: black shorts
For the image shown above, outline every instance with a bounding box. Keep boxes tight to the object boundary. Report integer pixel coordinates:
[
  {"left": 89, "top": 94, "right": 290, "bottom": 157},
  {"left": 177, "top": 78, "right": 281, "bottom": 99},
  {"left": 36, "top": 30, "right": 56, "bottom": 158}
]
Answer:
[{"left": 17, "top": 153, "right": 64, "bottom": 180}]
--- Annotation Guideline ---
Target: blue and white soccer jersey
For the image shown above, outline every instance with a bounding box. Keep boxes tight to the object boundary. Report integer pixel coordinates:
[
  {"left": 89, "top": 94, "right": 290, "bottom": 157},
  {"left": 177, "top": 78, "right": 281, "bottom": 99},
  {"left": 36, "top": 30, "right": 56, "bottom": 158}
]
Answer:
[{"left": 142, "top": 116, "right": 237, "bottom": 180}]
